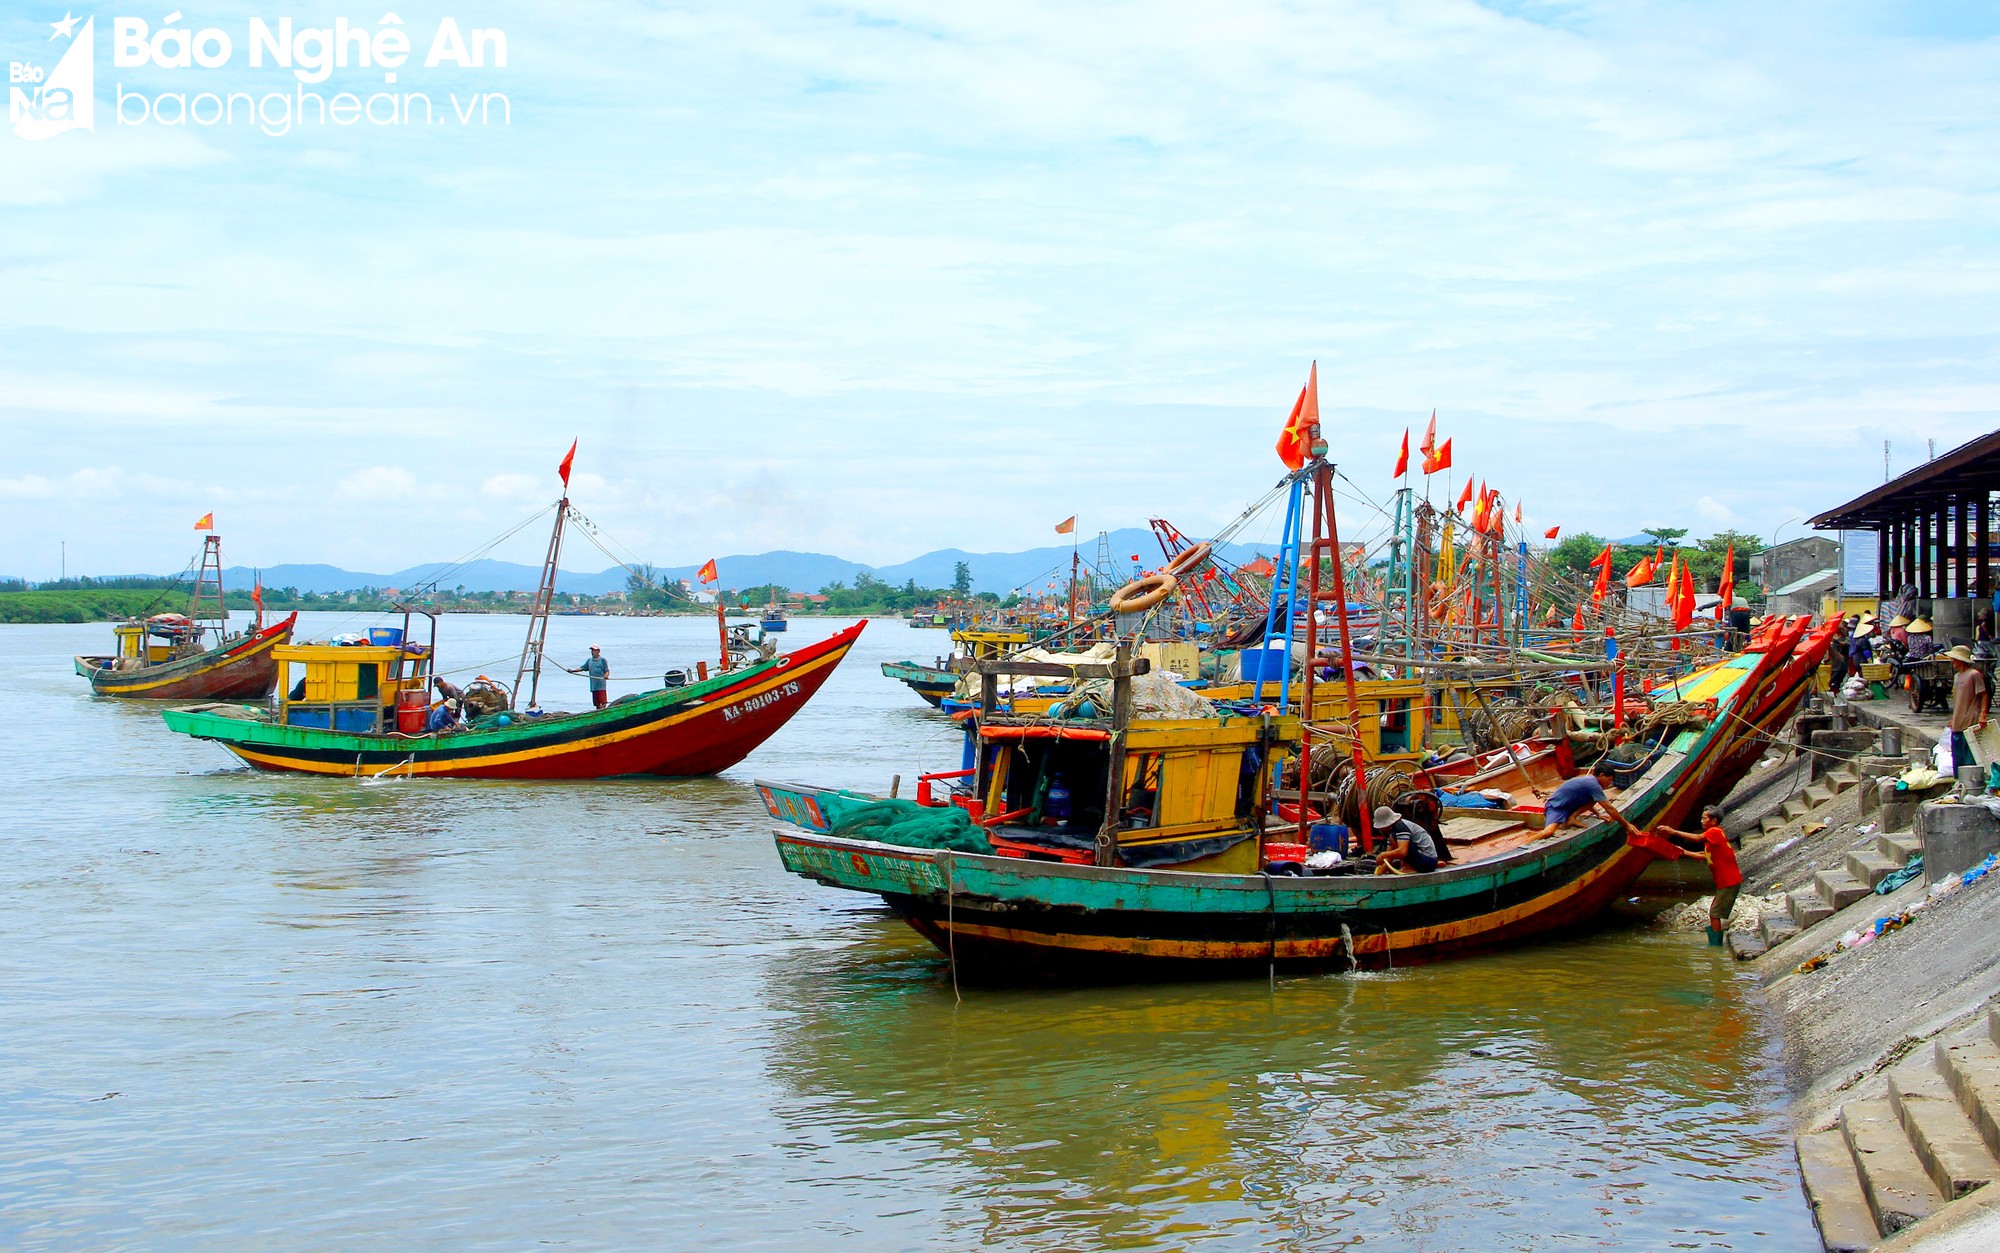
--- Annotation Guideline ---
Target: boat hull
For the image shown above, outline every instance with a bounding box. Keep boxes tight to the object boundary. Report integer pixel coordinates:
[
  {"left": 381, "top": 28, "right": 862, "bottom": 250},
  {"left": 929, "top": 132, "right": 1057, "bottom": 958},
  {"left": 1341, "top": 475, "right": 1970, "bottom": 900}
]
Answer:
[
  {"left": 74, "top": 614, "right": 297, "bottom": 700},
  {"left": 880, "top": 660, "right": 955, "bottom": 708},
  {"left": 775, "top": 824, "right": 1661, "bottom": 980},
  {"left": 163, "top": 622, "right": 863, "bottom": 779}
]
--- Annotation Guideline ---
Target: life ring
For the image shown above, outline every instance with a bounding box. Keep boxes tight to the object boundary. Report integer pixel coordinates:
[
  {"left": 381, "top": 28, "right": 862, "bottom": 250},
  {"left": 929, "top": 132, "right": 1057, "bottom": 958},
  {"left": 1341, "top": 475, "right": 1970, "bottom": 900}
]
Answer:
[
  {"left": 1110, "top": 573, "right": 1178, "bottom": 614},
  {"left": 1165, "top": 542, "right": 1213, "bottom": 578}
]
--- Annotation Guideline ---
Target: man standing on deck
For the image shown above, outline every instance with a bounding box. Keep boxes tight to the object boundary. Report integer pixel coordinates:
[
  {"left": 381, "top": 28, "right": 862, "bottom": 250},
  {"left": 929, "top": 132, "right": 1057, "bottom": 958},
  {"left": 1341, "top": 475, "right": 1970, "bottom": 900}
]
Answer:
[
  {"left": 1946, "top": 645, "right": 1990, "bottom": 775},
  {"left": 567, "top": 645, "right": 611, "bottom": 709},
  {"left": 1541, "top": 764, "right": 1642, "bottom": 836},
  {"left": 1655, "top": 806, "right": 1741, "bottom": 946}
]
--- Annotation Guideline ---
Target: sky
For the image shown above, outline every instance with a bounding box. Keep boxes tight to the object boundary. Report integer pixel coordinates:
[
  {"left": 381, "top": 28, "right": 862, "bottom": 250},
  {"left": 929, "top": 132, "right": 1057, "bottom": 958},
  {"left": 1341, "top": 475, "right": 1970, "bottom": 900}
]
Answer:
[{"left": 3, "top": 0, "right": 1999, "bottom": 580}]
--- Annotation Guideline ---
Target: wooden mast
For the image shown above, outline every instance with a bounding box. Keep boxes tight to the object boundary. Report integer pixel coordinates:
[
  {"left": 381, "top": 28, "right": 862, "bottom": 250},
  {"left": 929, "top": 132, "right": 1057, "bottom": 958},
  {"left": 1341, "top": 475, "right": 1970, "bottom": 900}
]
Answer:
[
  {"left": 191, "top": 534, "right": 228, "bottom": 639},
  {"left": 514, "top": 494, "right": 570, "bottom": 710}
]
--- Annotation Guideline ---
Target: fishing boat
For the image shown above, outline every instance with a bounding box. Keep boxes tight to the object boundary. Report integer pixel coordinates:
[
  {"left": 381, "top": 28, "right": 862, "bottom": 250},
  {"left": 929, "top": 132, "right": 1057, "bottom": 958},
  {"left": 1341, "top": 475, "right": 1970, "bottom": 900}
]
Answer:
[
  {"left": 74, "top": 532, "right": 297, "bottom": 700},
  {"left": 160, "top": 449, "right": 863, "bottom": 780},
  {"left": 760, "top": 603, "right": 789, "bottom": 633},
  {"left": 761, "top": 419, "right": 1831, "bottom": 979},
  {"left": 882, "top": 626, "right": 1036, "bottom": 710}
]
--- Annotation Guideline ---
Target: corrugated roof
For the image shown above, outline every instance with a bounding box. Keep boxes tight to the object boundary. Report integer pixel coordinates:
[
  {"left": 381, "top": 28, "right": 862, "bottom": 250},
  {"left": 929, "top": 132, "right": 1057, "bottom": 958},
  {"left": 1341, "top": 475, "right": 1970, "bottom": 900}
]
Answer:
[
  {"left": 1773, "top": 567, "right": 1841, "bottom": 596},
  {"left": 1811, "top": 429, "right": 2000, "bottom": 529}
]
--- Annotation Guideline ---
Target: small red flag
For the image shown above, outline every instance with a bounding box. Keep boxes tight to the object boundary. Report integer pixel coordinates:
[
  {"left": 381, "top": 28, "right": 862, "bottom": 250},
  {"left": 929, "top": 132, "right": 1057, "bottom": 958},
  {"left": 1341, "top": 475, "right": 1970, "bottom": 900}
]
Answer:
[
  {"left": 1456, "top": 476, "right": 1475, "bottom": 513},
  {"left": 1426, "top": 436, "right": 1453, "bottom": 475},
  {"left": 558, "top": 440, "right": 577, "bottom": 489},
  {"left": 1419, "top": 411, "right": 1436, "bottom": 463},
  {"left": 1544, "top": 525, "right": 1560, "bottom": 540},
  {"left": 697, "top": 558, "right": 718, "bottom": 585},
  {"left": 1716, "top": 542, "right": 1736, "bottom": 616},
  {"left": 1514, "top": 501, "right": 1522, "bottom": 524},
  {"left": 1393, "top": 429, "right": 1409, "bottom": 478},
  {"left": 1055, "top": 516, "right": 1075, "bottom": 535},
  {"left": 193, "top": 512, "right": 214, "bottom": 531},
  {"left": 1275, "top": 363, "right": 1319, "bottom": 471}
]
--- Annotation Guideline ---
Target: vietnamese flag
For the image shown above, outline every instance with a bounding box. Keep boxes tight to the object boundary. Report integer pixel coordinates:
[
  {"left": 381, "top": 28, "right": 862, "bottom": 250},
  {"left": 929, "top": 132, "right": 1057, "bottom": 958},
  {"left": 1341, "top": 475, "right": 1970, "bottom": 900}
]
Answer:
[
  {"left": 1275, "top": 364, "right": 1319, "bottom": 471},
  {"left": 193, "top": 512, "right": 214, "bottom": 531},
  {"left": 1419, "top": 410, "right": 1436, "bottom": 464},
  {"left": 1425, "top": 436, "right": 1454, "bottom": 476},
  {"left": 1716, "top": 543, "right": 1736, "bottom": 617},
  {"left": 558, "top": 439, "right": 577, "bottom": 489},
  {"left": 1393, "top": 428, "right": 1409, "bottom": 478},
  {"left": 1624, "top": 551, "right": 1659, "bottom": 588},
  {"left": 1456, "top": 476, "right": 1475, "bottom": 513},
  {"left": 1544, "top": 525, "right": 1561, "bottom": 540},
  {"left": 697, "top": 558, "right": 719, "bottom": 585},
  {"left": 1589, "top": 544, "right": 1614, "bottom": 605},
  {"left": 1055, "top": 516, "right": 1076, "bottom": 535}
]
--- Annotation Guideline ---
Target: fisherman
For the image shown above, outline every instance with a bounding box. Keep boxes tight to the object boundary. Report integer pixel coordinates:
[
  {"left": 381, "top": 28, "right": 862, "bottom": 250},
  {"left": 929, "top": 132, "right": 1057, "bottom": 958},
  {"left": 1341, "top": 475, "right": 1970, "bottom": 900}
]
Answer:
[
  {"left": 1371, "top": 805, "right": 1440, "bottom": 875},
  {"left": 434, "top": 675, "right": 465, "bottom": 703},
  {"left": 566, "top": 645, "right": 612, "bottom": 709},
  {"left": 1946, "top": 645, "right": 1990, "bottom": 775},
  {"left": 426, "top": 697, "right": 461, "bottom": 733},
  {"left": 1654, "top": 805, "right": 1742, "bottom": 946},
  {"left": 1541, "top": 764, "right": 1642, "bottom": 835}
]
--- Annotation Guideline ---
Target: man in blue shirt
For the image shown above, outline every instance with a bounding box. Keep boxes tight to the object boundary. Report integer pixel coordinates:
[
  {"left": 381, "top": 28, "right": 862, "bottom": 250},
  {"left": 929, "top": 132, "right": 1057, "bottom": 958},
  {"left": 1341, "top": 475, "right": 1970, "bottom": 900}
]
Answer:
[
  {"left": 1542, "top": 764, "right": 1639, "bottom": 835},
  {"left": 567, "top": 645, "right": 612, "bottom": 709}
]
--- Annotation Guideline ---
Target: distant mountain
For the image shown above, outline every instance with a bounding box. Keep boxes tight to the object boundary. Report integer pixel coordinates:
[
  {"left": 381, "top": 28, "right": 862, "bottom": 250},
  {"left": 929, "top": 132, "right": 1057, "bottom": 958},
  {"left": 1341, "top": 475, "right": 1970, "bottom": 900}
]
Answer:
[{"left": 213, "top": 528, "right": 1274, "bottom": 598}]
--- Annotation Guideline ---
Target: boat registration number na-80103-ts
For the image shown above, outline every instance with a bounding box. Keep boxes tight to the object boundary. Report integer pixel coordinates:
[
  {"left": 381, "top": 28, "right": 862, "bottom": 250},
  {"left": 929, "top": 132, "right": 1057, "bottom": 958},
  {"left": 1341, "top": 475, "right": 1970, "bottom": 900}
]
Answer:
[{"left": 721, "top": 680, "right": 801, "bottom": 723}]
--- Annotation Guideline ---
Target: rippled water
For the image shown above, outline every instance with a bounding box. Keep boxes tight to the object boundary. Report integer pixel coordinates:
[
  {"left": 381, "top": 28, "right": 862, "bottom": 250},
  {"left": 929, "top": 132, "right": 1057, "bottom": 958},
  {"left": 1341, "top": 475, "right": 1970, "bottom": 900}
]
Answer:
[{"left": 0, "top": 613, "right": 1814, "bottom": 1249}]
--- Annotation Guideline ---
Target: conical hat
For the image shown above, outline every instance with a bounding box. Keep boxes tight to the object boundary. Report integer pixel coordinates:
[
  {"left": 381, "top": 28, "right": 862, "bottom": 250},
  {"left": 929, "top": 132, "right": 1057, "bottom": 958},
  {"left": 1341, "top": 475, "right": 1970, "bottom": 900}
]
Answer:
[
  {"left": 1891, "top": 614, "right": 1912, "bottom": 627},
  {"left": 1909, "top": 618, "right": 1933, "bottom": 633}
]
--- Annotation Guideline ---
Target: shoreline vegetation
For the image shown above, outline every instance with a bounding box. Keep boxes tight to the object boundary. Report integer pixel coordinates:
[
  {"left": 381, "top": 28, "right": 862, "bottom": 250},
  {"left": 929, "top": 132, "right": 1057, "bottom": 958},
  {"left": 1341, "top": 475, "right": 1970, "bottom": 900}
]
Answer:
[{"left": 0, "top": 569, "right": 1016, "bottom": 625}]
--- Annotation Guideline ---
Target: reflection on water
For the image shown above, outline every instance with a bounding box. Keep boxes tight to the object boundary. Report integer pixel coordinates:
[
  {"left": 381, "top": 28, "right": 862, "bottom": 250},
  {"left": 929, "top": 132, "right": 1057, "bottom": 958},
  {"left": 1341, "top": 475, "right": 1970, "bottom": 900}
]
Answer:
[{"left": 0, "top": 614, "right": 1812, "bottom": 1249}]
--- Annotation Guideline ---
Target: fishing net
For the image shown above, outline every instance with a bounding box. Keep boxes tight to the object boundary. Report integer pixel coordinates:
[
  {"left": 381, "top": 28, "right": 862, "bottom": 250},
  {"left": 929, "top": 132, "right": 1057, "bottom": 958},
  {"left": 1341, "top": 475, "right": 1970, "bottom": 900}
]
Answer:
[{"left": 820, "top": 794, "right": 994, "bottom": 854}]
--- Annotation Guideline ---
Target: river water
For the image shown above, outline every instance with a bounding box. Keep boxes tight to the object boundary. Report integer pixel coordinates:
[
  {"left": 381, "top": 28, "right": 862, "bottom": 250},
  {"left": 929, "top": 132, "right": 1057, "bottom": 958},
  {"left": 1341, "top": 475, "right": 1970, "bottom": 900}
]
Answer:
[{"left": 2, "top": 612, "right": 1816, "bottom": 1250}]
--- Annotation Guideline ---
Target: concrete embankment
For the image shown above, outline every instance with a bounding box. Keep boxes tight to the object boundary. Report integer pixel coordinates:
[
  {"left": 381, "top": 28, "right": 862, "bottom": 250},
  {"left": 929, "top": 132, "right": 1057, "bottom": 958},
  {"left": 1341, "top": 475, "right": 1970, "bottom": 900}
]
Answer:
[{"left": 1707, "top": 700, "right": 2000, "bottom": 1251}]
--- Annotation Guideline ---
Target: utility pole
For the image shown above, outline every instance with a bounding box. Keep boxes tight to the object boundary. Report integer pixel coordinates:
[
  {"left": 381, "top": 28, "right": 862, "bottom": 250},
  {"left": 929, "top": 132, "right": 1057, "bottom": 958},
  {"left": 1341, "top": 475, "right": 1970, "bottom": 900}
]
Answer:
[
  {"left": 60, "top": 540, "right": 65, "bottom": 581},
  {"left": 1884, "top": 441, "right": 1891, "bottom": 483}
]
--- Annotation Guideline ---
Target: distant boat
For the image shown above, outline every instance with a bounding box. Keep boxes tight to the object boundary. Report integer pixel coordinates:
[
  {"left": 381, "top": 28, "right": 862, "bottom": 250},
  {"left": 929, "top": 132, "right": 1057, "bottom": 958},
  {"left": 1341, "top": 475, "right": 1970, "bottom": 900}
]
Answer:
[
  {"left": 158, "top": 450, "right": 860, "bottom": 779},
  {"left": 73, "top": 531, "right": 296, "bottom": 700},
  {"left": 760, "top": 602, "right": 789, "bottom": 633}
]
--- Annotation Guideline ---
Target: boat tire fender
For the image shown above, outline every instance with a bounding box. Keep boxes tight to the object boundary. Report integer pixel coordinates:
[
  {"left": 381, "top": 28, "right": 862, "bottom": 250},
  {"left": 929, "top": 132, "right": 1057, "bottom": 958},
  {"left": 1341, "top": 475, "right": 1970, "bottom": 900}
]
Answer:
[{"left": 1109, "top": 574, "right": 1177, "bottom": 614}]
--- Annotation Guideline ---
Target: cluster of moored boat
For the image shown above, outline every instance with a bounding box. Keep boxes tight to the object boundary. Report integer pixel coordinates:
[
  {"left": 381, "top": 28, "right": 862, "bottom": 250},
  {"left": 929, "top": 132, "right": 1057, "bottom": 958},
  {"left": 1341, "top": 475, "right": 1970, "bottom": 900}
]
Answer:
[{"left": 75, "top": 408, "right": 1837, "bottom": 983}]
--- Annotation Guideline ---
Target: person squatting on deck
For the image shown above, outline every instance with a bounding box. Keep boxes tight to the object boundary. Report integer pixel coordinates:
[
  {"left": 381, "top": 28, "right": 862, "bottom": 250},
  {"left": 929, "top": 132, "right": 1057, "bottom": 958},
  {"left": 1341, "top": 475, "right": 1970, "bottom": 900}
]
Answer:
[
  {"left": 1655, "top": 806, "right": 1741, "bottom": 946},
  {"left": 567, "top": 646, "right": 611, "bottom": 709},
  {"left": 1371, "top": 805, "right": 1440, "bottom": 875},
  {"left": 1541, "top": 764, "right": 1643, "bottom": 837}
]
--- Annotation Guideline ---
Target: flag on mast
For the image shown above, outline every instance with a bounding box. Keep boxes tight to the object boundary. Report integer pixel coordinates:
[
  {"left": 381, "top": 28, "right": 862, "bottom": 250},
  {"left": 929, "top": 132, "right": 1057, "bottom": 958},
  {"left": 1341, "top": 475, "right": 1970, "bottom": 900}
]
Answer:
[
  {"left": 558, "top": 440, "right": 577, "bottom": 489},
  {"left": 1055, "top": 516, "right": 1076, "bottom": 534},
  {"left": 697, "top": 559, "right": 718, "bottom": 584},
  {"left": 1275, "top": 363, "right": 1320, "bottom": 471},
  {"left": 193, "top": 513, "right": 214, "bottom": 531},
  {"left": 1393, "top": 429, "right": 1409, "bottom": 478},
  {"left": 1544, "top": 525, "right": 1561, "bottom": 540}
]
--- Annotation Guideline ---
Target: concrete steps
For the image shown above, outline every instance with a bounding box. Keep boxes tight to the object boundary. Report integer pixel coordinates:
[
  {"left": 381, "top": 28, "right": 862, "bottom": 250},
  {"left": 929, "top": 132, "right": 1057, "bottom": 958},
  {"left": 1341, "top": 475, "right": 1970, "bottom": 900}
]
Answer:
[
  {"left": 1841, "top": 1098, "right": 1946, "bottom": 1235},
  {"left": 1769, "top": 818, "right": 1924, "bottom": 947},
  {"left": 1799, "top": 1010, "right": 2000, "bottom": 1250}
]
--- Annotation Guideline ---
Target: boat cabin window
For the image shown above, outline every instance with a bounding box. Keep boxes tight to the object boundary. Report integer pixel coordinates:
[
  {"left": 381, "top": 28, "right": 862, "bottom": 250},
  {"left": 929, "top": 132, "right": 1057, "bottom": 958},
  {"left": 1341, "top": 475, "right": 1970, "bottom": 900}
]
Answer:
[{"left": 356, "top": 663, "right": 379, "bottom": 701}]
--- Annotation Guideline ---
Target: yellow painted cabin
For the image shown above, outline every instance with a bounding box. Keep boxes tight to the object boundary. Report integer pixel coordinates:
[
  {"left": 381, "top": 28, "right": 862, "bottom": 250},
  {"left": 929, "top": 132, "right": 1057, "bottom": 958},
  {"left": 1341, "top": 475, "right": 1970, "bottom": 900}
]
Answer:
[{"left": 274, "top": 641, "right": 434, "bottom": 733}]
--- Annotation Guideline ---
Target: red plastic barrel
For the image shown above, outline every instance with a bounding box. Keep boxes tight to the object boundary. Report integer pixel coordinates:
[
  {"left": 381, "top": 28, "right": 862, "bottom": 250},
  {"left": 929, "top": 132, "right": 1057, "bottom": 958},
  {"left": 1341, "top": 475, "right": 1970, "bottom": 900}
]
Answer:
[{"left": 396, "top": 688, "right": 429, "bottom": 733}]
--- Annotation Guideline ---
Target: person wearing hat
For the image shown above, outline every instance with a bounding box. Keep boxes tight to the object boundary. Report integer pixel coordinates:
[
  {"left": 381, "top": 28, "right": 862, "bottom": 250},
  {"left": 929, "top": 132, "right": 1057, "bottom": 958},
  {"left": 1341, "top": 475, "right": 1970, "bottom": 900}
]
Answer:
[
  {"left": 1889, "top": 613, "right": 1913, "bottom": 654},
  {"left": 566, "top": 645, "right": 613, "bottom": 709},
  {"left": 1947, "top": 645, "right": 1989, "bottom": 773},
  {"left": 1905, "top": 617, "right": 1938, "bottom": 661},
  {"left": 1827, "top": 616, "right": 1852, "bottom": 692},
  {"left": 1850, "top": 620, "right": 1876, "bottom": 666},
  {"left": 426, "top": 696, "right": 462, "bottom": 733},
  {"left": 1371, "top": 805, "right": 1440, "bottom": 874}
]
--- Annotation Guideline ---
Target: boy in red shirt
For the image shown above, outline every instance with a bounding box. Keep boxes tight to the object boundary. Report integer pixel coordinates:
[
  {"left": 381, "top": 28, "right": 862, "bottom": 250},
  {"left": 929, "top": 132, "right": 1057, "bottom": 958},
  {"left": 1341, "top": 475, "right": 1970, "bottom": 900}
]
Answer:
[{"left": 1657, "top": 806, "right": 1742, "bottom": 946}]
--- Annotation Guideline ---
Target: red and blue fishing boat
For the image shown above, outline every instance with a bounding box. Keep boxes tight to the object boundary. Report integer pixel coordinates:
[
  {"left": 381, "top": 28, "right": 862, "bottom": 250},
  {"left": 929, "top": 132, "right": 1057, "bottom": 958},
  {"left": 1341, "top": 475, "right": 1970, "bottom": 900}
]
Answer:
[
  {"left": 159, "top": 447, "right": 862, "bottom": 779},
  {"left": 74, "top": 531, "right": 296, "bottom": 700}
]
